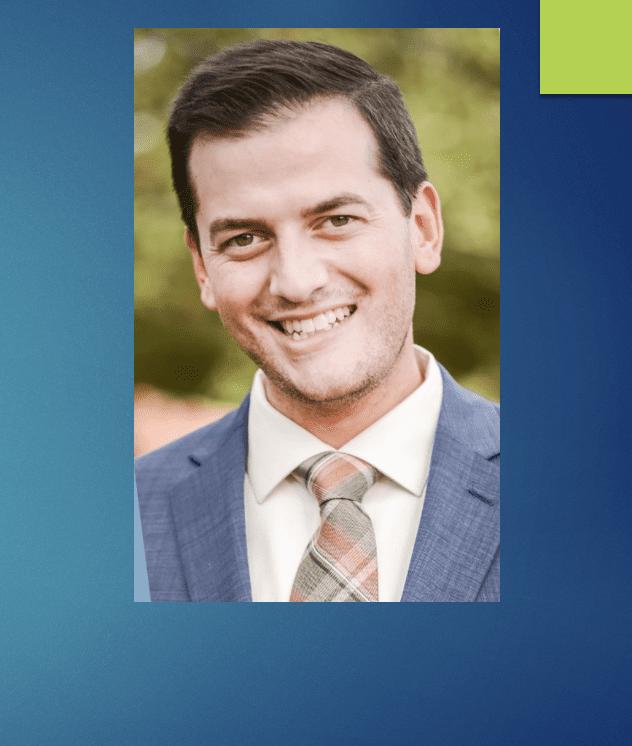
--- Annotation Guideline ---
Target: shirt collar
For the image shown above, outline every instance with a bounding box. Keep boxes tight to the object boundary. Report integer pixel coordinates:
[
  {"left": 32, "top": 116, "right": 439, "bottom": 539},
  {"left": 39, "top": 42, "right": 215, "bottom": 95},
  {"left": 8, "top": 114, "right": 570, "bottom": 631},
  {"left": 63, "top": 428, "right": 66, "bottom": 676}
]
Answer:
[{"left": 247, "top": 345, "right": 443, "bottom": 503}]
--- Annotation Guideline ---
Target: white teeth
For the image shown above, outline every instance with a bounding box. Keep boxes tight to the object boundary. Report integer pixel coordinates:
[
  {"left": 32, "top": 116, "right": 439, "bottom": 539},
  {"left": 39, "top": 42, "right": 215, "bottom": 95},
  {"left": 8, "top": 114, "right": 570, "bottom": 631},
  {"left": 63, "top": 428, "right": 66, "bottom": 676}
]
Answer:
[
  {"left": 275, "top": 305, "right": 354, "bottom": 338},
  {"left": 313, "top": 313, "right": 328, "bottom": 330}
]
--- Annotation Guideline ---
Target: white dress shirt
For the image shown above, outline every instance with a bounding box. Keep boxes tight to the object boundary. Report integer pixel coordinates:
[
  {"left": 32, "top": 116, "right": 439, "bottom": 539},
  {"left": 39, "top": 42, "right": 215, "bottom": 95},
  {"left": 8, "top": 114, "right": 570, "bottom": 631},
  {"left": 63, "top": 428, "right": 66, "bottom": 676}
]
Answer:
[{"left": 244, "top": 345, "right": 443, "bottom": 602}]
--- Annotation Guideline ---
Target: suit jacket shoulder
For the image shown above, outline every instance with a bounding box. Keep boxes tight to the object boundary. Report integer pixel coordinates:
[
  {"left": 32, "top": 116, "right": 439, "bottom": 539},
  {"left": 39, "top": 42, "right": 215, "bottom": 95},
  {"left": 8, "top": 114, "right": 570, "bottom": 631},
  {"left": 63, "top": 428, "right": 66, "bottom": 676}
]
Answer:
[
  {"left": 400, "top": 364, "right": 500, "bottom": 602},
  {"left": 135, "top": 399, "right": 249, "bottom": 493},
  {"left": 135, "top": 397, "right": 252, "bottom": 602}
]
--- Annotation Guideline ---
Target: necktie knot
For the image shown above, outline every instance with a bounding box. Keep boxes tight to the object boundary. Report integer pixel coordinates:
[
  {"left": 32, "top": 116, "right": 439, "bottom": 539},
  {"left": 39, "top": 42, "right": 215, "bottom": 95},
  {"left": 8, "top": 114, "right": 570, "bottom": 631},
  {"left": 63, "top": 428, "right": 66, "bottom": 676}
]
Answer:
[{"left": 294, "top": 452, "right": 379, "bottom": 507}]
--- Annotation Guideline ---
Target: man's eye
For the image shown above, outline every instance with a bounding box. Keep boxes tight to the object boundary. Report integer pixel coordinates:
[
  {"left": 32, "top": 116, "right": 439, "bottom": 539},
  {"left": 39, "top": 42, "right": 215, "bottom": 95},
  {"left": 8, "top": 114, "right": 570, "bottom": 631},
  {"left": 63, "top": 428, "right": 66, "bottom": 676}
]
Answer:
[
  {"left": 328, "top": 215, "right": 352, "bottom": 227},
  {"left": 219, "top": 233, "right": 266, "bottom": 252},
  {"left": 228, "top": 233, "right": 254, "bottom": 248}
]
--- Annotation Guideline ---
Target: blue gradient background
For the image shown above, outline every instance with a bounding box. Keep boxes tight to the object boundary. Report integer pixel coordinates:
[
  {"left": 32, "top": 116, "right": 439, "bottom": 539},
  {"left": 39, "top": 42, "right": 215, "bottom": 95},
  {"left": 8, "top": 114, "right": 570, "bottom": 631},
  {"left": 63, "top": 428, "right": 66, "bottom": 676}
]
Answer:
[{"left": 4, "top": 2, "right": 631, "bottom": 745}]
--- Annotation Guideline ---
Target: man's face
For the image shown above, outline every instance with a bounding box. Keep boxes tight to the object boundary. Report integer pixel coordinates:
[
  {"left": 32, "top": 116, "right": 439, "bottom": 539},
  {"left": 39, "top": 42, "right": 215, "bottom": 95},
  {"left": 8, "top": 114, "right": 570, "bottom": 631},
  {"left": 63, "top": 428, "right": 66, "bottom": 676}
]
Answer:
[{"left": 188, "top": 98, "right": 442, "bottom": 408}]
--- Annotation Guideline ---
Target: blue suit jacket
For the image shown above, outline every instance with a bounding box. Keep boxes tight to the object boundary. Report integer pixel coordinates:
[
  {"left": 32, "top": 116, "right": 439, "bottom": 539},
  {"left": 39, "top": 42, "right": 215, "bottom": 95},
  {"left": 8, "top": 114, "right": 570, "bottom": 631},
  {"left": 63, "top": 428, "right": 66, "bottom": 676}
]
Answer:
[{"left": 135, "top": 364, "right": 500, "bottom": 602}]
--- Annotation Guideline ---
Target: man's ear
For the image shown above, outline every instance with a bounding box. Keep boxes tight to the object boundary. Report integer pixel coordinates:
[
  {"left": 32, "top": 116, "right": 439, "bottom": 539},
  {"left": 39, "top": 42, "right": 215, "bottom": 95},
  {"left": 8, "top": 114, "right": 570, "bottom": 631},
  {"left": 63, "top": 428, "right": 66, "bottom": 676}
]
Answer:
[
  {"left": 410, "top": 182, "right": 443, "bottom": 275},
  {"left": 186, "top": 228, "right": 217, "bottom": 311}
]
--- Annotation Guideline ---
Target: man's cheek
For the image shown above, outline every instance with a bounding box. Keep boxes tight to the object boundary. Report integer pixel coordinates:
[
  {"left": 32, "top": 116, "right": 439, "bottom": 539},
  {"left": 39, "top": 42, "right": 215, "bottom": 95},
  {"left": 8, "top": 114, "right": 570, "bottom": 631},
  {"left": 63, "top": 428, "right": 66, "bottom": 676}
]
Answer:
[{"left": 217, "top": 305, "right": 249, "bottom": 333}]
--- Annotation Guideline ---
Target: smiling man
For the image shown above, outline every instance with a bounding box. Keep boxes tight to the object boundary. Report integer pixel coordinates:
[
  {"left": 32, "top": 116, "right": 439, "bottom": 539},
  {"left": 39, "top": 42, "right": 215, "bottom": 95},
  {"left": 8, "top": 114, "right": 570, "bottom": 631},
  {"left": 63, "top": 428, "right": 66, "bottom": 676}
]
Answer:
[{"left": 135, "top": 39, "right": 500, "bottom": 602}]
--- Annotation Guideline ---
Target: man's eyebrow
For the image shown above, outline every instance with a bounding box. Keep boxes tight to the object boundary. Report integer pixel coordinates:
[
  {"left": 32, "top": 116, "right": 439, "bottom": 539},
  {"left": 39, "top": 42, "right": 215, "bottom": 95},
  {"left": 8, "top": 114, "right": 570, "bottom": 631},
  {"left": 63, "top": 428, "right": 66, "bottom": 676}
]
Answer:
[{"left": 300, "top": 193, "right": 371, "bottom": 218}]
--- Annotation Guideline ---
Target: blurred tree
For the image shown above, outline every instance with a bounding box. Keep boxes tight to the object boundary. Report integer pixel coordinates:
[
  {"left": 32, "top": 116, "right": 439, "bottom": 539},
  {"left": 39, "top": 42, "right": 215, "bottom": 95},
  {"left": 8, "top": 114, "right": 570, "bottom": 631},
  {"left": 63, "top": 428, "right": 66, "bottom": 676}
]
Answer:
[{"left": 134, "top": 28, "right": 499, "bottom": 403}]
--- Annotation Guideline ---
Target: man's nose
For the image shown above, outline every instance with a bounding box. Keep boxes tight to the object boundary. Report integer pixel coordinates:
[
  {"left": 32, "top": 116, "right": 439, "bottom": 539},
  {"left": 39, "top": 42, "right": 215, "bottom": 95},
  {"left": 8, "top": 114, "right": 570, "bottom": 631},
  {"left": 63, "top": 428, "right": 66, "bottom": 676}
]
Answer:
[{"left": 268, "top": 237, "right": 329, "bottom": 303}]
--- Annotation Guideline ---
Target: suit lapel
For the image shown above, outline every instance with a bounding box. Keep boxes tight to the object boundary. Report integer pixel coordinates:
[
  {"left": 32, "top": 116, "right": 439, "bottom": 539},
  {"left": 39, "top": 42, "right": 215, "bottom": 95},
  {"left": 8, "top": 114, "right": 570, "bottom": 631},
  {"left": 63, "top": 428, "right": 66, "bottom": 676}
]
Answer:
[
  {"left": 401, "top": 366, "right": 500, "bottom": 602},
  {"left": 170, "top": 396, "right": 253, "bottom": 601}
]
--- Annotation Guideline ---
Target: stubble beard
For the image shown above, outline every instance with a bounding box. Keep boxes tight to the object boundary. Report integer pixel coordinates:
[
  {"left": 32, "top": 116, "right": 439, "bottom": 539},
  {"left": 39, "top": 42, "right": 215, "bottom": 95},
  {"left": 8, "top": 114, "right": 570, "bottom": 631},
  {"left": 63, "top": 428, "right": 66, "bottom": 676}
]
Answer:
[{"left": 243, "top": 297, "right": 415, "bottom": 412}]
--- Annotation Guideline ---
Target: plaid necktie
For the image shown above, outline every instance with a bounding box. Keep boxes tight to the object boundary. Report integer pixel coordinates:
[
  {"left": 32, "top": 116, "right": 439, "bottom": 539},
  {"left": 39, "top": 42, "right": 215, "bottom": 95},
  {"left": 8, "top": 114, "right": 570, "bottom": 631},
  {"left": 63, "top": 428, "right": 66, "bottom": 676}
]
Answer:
[{"left": 290, "top": 452, "right": 380, "bottom": 602}]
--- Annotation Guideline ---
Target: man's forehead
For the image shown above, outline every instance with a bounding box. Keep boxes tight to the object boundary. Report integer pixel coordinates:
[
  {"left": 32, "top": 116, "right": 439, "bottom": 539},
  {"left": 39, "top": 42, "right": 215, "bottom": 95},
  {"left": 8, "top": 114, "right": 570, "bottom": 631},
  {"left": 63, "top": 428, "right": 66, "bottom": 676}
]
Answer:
[{"left": 189, "top": 97, "right": 379, "bottom": 169}]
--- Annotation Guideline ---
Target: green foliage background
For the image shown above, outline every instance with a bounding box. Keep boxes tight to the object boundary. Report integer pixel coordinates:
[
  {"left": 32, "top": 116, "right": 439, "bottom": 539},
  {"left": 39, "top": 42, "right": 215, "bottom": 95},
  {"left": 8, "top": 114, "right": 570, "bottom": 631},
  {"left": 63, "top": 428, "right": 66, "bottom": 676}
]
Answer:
[{"left": 134, "top": 28, "right": 499, "bottom": 404}]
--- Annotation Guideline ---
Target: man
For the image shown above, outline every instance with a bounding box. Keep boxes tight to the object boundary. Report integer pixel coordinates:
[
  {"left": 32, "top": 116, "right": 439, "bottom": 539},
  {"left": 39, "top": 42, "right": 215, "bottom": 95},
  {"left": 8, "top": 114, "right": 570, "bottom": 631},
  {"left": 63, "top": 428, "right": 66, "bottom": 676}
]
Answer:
[{"left": 135, "top": 39, "right": 499, "bottom": 602}]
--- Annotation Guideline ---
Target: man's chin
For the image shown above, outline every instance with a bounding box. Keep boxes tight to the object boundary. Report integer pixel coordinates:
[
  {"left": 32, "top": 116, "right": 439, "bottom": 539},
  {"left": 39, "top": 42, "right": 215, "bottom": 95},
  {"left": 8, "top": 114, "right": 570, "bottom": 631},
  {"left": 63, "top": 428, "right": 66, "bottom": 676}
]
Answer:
[{"left": 262, "top": 368, "right": 380, "bottom": 409}]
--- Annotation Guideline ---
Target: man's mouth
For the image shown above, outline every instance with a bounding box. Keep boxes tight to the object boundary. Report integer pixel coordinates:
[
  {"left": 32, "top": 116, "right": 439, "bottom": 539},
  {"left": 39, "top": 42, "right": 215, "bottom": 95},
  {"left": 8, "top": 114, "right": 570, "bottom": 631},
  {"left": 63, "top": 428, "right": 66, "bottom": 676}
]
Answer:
[{"left": 268, "top": 305, "right": 356, "bottom": 341}]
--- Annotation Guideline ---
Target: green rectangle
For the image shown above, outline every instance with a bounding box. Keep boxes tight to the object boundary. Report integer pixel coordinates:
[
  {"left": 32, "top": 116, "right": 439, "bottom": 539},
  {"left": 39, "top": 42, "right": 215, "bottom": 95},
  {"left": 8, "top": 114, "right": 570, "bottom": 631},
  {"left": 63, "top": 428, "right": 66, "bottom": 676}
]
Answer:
[{"left": 541, "top": 0, "right": 632, "bottom": 93}]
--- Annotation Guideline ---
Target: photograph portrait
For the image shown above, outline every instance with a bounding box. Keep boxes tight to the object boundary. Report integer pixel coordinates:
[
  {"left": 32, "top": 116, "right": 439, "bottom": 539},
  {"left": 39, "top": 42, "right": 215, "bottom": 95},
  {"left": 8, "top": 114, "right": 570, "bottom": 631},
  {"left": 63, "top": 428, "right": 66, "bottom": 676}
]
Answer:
[{"left": 134, "top": 28, "right": 499, "bottom": 602}]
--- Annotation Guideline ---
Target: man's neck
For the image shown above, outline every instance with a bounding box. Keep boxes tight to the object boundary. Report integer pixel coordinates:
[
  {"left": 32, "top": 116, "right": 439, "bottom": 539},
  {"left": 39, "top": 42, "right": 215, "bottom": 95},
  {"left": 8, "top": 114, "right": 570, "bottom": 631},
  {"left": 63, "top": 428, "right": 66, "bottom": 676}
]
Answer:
[{"left": 261, "top": 345, "right": 424, "bottom": 449}]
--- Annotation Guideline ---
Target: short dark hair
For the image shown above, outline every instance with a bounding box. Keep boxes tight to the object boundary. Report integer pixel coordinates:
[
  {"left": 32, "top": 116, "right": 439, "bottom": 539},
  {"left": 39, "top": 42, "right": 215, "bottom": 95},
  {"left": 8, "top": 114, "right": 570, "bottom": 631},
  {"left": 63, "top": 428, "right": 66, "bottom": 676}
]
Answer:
[{"left": 167, "top": 39, "right": 429, "bottom": 250}]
